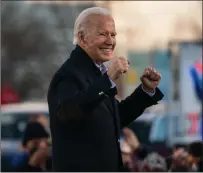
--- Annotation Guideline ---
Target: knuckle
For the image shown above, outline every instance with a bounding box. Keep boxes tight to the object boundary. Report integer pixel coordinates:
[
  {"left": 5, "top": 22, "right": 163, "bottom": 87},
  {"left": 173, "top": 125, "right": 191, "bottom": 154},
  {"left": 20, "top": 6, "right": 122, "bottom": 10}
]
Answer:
[{"left": 116, "top": 60, "right": 120, "bottom": 65}]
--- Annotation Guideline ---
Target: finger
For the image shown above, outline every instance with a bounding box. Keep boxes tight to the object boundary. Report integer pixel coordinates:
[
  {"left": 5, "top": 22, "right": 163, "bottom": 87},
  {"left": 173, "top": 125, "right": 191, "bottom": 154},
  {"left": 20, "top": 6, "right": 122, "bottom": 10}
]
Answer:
[
  {"left": 123, "top": 64, "right": 129, "bottom": 73},
  {"left": 120, "top": 67, "right": 128, "bottom": 74},
  {"left": 151, "top": 71, "right": 161, "bottom": 81},
  {"left": 157, "top": 72, "right": 162, "bottom": 79},
  {"left": 123, "top": 128, "right": 132, "bottom": 135},
  {"left": 145, "top": 66, "right": 153, "bottom": 72},
  {"left": 118, "top": 62, "right": 129, "bottom": 73},
  {"left": 147, "top": 69, "right": 160, "bottom": 80},
  {"left": 149, "top": 72, "right": 156, "bottom": 80},
  {"left": 118, "top": 56, "right": 126, "bottom": 61},
  {"left": 142, "top": 70, "right": 150, "bottom": 78},
  {"left": 123, "top": 60, "right": 129, "bottom": 66},
  {"left": 155, "top": 72, "right": 161, "bottom": 81},
  {"left": 118, "top": 57, "right": 129, "bottom": 65},
  {"left": 119, "top": 61, "right": 128, "bottom": 69},
  {"left": 141, "top": 77, "right": 153, "bottom": 89},
  {"left": 147, "top": 67, "right": 156, "bottom": 74},
  {"left": 123, "top": 63, "right": 129, "bottom": 69},
  {"left": 151, "top": 67, "right": 156, "bottom": 73}
]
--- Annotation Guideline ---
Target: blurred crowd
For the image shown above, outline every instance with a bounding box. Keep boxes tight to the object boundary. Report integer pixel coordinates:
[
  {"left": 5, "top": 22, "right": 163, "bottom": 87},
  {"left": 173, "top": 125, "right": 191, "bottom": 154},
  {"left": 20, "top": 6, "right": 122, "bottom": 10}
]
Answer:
[
  {"left": 2, "top": 115, "right": 202, "bottom": 172},
  {"left": 120, "top": 128, "right": 202, "bottom": 172},
  {"left": 1, "top": 1, "right": 202, "bottom": 172}
]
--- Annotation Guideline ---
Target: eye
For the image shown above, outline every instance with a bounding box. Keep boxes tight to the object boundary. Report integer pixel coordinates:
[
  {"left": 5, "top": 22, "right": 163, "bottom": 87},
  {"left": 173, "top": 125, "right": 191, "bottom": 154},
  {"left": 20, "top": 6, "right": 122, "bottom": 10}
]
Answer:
[
  {"left": 111, "top": 34, "right": 116, "bottom": 38},
  {"left": 99, "top": 33, "right": 106, "bottom": 36}
]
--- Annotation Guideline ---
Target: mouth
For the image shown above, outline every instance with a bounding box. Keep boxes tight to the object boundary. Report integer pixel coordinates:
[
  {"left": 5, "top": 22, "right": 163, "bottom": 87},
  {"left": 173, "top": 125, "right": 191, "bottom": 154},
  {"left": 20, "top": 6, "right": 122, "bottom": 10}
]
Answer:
[{"left": 100, "top": 48, "right": 113, "bottom": 53}]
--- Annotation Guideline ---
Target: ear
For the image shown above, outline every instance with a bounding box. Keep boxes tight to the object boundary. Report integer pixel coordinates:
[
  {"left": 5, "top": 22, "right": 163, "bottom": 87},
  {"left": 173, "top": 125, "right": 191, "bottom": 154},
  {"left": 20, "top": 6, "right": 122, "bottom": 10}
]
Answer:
[{"left": 78, "top": 31, "right": 87, "bottom": 47}]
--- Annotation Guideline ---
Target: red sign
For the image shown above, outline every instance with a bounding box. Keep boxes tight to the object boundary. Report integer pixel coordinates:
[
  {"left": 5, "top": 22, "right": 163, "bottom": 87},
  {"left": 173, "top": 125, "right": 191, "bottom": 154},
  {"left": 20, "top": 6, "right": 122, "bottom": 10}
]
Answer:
[
  {"left": 1, "top": 83, "right": 20, "bottom": 105},
  {"left": 187, "top": 113, "right": 199, "bottom": 135}
]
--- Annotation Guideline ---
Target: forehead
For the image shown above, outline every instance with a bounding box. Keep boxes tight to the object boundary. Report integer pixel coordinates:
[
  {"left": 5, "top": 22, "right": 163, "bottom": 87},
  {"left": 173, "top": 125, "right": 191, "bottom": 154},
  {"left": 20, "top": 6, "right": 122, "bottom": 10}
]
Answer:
[{"left": 88, "top": 14, "right": 116, "bottom": 32}]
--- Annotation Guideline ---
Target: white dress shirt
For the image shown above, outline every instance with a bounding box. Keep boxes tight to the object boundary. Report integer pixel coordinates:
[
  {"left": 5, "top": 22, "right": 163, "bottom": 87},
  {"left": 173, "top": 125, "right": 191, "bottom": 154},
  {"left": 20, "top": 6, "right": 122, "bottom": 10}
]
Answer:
[{"left": 94, "top": 62, "right": 155, "bottom": 96}]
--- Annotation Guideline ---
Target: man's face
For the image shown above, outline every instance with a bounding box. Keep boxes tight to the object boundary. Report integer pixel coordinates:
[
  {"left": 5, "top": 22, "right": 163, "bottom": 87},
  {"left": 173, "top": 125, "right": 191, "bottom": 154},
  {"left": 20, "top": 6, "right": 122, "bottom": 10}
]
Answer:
[{"left": 81, "top": 14, "right": 116, "bottom": 63}]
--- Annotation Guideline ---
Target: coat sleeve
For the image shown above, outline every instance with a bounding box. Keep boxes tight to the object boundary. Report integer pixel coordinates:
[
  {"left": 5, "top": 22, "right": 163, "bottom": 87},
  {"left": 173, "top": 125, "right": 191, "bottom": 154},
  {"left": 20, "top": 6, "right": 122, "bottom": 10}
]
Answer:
[
  {"left": 55, "top": 73, "right": 112, "bottom": 122},
  {"left": 118, "top": 84, "right": 164, "bottom": 128}
]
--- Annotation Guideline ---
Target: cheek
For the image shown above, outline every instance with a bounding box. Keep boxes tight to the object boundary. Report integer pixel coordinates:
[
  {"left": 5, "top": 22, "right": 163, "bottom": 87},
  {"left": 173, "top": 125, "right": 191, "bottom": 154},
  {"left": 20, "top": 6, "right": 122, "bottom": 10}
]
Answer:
[
  {"left": 113, "top": 38, "right": 116, "bottom": 45},
  {"left": 90, "top": 37, "right": 107, "bottom": 47},
  {"left": 87, "top": 39, "right": 100, "bottom": 48}
]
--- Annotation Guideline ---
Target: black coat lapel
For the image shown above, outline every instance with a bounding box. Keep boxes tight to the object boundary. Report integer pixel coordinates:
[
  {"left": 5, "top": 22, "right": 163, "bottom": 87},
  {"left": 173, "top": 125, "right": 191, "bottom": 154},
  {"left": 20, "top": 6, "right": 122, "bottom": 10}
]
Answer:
[
  {"left": 103, "top": 87, "right": 118, "bottom": 115},
  {"left": 69, "top": 45, "right": 117, "bottom": 114},
  {"left": 70, "top": 45, "right": 102, "bottom": 77}
]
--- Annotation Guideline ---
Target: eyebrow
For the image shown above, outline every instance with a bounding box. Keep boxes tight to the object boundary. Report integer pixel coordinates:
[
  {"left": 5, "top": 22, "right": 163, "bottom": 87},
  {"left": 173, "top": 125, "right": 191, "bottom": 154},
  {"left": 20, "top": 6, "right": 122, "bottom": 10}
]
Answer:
[{"left": 98, "top": 29, "right": 117, "bottom": 35}]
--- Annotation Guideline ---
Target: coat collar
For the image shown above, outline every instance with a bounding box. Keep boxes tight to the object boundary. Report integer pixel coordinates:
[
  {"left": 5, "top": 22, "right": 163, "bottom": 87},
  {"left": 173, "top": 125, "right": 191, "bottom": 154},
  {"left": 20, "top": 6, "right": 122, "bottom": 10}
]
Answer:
[
  {"left": 68, "top": 45, "right": 118, "bottom": 96},
  {"left": 70, "top": 45, "right": 102, "bottom": 76}
]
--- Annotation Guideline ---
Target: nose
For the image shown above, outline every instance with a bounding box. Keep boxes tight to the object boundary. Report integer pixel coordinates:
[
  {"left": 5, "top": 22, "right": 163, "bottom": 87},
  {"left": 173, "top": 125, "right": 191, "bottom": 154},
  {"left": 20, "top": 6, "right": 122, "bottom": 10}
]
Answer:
[{"left": 106, "top": 34, "right": 114, "bottom": 45}]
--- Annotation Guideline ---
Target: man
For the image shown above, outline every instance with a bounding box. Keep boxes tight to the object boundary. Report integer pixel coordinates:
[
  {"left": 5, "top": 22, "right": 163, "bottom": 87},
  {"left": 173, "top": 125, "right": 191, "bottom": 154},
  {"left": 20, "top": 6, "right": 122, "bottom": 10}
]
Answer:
[{"left": 47, "top": 7, "right": 164, "bottom": 172}]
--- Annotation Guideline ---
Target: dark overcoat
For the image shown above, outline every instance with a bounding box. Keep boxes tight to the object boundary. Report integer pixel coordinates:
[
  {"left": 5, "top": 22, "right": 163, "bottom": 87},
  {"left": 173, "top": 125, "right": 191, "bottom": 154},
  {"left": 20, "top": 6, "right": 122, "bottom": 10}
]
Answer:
[{"left": 47, "top": 45, "right": 164, "bottom": 172}]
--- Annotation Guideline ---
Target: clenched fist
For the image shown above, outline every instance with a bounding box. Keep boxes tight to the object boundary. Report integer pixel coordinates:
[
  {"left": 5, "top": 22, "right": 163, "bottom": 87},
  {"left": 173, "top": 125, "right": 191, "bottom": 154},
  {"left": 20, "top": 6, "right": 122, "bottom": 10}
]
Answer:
[
  {"left": 140, "top": 66, "right": 161, "bottom": 93},
  {"left": 107, "top": 57, "right": 129, "bottom": 82}
]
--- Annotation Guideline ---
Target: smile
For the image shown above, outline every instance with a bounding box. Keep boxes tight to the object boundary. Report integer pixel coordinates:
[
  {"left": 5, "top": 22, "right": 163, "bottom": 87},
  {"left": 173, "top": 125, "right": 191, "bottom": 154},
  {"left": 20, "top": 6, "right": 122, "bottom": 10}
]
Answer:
[{"left": 100, "top": 48, "right": 112, "bottom": 53}]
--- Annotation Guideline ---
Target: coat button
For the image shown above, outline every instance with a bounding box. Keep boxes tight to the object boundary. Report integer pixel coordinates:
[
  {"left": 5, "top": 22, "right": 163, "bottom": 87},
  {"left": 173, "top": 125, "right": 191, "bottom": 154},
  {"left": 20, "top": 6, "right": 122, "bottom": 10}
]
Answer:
[
  {"left": 118, "top": 139, "right": 120, "bottom": 143},
  {"left": 98, "top": 91, "right": 104, "bottom": 95}
]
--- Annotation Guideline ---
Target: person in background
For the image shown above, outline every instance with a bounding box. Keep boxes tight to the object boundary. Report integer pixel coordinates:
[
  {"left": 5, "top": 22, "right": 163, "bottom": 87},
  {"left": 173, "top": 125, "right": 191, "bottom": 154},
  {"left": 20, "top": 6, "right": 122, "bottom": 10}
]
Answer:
[
  {"left": 169, "top": 147, "right": 189, "bottom": 172},
  {"left": 187, "top": 141, "right": 203, "bottom": 172},
  {"left": 134, "top": 145, "right": 151, "bottom": 171},
  {"left": 168, "top": 141, "right": 203, "bottom": 172},
  {"left": 120, "top": 128, "right": 141, "bottom": 171},
  {"left": 139, "top": 152, "right": 167, "bottom": 172},
  {"left": 11, "top": 122, "right": 50, "bottom": 172},
  {"left": 122, "top": 128, "right": 140, "bottom": 153},
  {"left": 120, "top": 137, "right": 134, "bottom": 171},
  {"left": 120, "top": 128, "right": 151, "bottom": 172},
  {"left": 166, "top": 143, "right": 187, "bottom": 170},
  {"left": 29, "top": 114, "right": 49, "bottom": 130},
  {"left": 172, "top": 144, "right": 187, "bottom": 153}
]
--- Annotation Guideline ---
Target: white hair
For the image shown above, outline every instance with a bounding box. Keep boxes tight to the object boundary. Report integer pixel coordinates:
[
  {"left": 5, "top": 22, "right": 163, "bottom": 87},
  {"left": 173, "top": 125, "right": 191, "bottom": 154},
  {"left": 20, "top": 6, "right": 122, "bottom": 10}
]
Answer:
[{"left": 73, "top": 7, "right": 111, "bottom": 45}]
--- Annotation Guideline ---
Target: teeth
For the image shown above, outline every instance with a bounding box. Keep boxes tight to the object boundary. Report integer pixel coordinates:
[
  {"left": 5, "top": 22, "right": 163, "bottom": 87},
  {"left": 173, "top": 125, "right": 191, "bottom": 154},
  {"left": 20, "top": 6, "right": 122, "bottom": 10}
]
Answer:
[{"left": 101, "top": 49, "right": 111, "bottom": 52}]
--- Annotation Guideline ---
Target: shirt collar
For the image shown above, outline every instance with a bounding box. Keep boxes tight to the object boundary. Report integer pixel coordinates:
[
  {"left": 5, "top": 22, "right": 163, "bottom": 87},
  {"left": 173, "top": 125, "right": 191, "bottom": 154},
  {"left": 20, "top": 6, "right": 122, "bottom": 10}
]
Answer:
[{"left": 94, "top": 62, "right": 108, "bottom": 74}]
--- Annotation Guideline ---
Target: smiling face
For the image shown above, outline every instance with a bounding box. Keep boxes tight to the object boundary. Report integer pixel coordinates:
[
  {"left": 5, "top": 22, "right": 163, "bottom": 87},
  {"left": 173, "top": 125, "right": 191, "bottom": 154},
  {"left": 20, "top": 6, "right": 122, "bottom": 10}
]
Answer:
[{"left": 78, "top": 14, "right": 116, "bottom": 64}]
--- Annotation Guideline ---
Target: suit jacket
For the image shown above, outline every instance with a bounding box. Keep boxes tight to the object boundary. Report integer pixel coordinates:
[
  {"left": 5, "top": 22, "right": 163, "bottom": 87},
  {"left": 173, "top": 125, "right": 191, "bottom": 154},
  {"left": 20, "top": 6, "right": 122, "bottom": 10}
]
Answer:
[{"left": 47, "top": 45, "right": 164, "bottom": 172}]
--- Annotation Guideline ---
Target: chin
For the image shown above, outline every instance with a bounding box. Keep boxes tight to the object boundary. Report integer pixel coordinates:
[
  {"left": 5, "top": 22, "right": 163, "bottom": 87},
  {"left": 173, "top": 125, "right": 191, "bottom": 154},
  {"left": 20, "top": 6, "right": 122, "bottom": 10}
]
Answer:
[{"left": 100, "top": 55, "right": 113, "bottom": 62}]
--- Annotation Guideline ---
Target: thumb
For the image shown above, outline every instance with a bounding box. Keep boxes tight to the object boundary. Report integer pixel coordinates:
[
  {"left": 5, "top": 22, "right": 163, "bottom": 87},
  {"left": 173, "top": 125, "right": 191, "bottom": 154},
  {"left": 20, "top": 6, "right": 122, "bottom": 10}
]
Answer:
[{"left": 141, "top": 77, "right": 151, "bottom": 86}]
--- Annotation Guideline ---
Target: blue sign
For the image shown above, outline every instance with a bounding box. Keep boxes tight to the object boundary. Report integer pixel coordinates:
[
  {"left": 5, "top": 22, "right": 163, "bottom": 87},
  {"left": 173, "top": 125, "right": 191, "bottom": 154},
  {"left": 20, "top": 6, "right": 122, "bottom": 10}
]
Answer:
[{"left": 190, "top": 62, "right": 202, "bottom": 101}]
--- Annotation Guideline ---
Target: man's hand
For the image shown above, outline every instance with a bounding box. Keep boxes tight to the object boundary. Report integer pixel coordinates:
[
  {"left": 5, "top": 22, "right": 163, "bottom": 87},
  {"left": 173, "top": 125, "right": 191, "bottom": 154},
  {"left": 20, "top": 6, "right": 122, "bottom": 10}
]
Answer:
[
  {"left": 140, "top": 66, "right": 161, "bottom": 93},
  {"left": 107, "top": 57, "right": 129, "bottom": 82}
]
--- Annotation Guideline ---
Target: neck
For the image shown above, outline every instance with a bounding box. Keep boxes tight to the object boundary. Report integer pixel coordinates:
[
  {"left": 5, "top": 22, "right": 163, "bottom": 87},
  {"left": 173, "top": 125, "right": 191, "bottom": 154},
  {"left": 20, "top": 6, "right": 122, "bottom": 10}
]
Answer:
[
  {"left": 77, "top": 44, "right": 102, "bottom": 65},
  {"left": 94, "top": 60, "right": 102, "bottom": 65}
]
